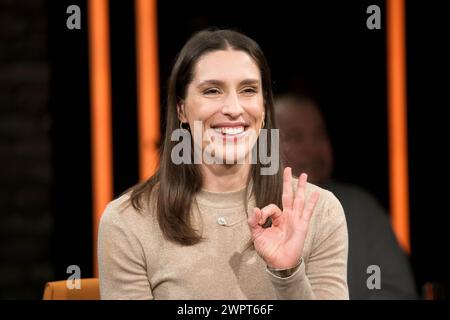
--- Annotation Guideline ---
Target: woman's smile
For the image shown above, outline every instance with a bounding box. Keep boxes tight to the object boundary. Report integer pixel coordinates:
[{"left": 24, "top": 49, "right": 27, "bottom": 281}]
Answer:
[{"left": 210, "top": 122, "right": 250, "bottom": 142}]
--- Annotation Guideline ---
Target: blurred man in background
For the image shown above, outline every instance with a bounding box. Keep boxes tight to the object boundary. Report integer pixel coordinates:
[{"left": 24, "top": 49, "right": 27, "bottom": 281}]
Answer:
[{"left": 275, "top": 93, "right": 418, "bottom": 299}]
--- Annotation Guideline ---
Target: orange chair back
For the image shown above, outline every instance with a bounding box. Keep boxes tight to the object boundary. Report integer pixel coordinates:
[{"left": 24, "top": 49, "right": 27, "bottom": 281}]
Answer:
[{"left": 43, "top": 278, "right": 100, "bottom": 300}]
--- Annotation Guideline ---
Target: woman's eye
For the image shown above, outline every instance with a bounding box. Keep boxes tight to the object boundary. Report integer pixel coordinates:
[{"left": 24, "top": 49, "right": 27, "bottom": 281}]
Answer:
[
  {"left": 241, "top": 87, "right": 258, "bottom": 95},
  {"left": 203, "top": 88, "right": 221, "bottom": 95}
]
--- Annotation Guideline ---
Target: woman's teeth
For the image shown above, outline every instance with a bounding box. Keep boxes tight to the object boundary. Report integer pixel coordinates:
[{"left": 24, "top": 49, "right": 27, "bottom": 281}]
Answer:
[{"left": 213, "top": 126, "right": 245, "bottom": 135}]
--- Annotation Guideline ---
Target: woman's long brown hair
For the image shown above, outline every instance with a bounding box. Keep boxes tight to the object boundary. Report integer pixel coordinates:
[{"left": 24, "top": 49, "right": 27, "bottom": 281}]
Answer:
[{"left": 125, "top": 29, "right": 283, "bottom": 245}]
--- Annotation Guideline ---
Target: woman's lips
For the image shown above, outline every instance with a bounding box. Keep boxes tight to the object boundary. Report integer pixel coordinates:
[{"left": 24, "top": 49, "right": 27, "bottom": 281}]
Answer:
[
  {"left": 209, "top": 126, "right": 249, "bottom": 142},
  {"left": 213, "top": 126, "right": 245, "bottom": 135}
]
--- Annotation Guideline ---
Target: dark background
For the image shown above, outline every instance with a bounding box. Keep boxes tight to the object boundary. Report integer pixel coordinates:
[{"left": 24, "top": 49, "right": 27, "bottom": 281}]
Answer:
[{"left": 1, "top": 0, "right": 448, "bottom": 298}]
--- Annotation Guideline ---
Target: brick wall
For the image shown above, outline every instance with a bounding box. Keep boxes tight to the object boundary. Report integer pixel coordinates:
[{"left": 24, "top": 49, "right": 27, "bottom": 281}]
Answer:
[{"left": 0, "top": 0, "right": 53, "bottom": 299}]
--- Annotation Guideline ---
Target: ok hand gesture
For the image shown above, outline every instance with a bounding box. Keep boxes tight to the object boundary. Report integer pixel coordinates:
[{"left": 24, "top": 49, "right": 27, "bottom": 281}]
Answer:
[{"left": 247, "top": 167, "right": 320, "bottom": 269}]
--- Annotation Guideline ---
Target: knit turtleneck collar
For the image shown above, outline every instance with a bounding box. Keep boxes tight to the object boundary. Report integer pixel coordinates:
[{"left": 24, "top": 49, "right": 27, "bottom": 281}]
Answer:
[{"left": 195, "top": 182, "right": 254, "bottom": 209}]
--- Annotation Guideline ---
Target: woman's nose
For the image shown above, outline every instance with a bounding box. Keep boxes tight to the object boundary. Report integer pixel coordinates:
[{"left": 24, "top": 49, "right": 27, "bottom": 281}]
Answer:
[{"left": 221, "top": 92, "right": 243, "bottom": 117}]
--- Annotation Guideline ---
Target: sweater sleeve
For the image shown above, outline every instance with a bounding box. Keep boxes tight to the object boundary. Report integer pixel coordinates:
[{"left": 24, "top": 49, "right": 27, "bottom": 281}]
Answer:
[
  {"left": 97, "top": 202, "right": 154, "bottom": 300},
  {"left": 266, "top": 191, "right": 349, "bottom": 300}
]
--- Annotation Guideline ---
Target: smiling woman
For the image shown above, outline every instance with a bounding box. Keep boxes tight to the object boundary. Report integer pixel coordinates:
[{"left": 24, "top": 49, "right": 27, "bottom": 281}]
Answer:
[
  {"left": 178, "top": 49, "right": 264, "bottom": 169},
  {"left": 97, "top": 29, "right": 349, "bottom": 300}
]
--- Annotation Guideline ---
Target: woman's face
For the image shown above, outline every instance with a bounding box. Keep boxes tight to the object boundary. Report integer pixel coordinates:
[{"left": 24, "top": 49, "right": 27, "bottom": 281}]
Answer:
[{"left": 179, "top": 49, "right": 265, "bottom": 165}]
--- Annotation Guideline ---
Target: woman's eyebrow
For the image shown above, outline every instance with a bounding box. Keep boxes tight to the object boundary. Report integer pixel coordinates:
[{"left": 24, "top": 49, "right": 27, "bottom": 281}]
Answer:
[
  {"left": 239, "top": 79, "right": 261, "bottom": 86},
  {"left": 197, "top": 79, "right": 224, "bottom": 88},
  {"left": 197, "top": 79, "right": 261, "bottom": 87}
]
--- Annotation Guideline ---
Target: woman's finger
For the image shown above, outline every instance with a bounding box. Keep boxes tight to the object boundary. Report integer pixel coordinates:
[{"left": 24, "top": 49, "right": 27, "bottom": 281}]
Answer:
[
  {"left": 282, "top": 167, "right": 293, "bottom": 211},
  {"left": 248, "top": 207, "right": 262, "bottom": 229},
  {"left": 300, "top": 191, "right": 320, "bottom": 224},
  {"left": 293, "top": 173, "right": 307, "bottom": 213},
  {"left": 247, "top": 208, "right": 264, "bottom": 239},
  {"left": 260, "top": 204, "right": 283, "bottom": 225}
]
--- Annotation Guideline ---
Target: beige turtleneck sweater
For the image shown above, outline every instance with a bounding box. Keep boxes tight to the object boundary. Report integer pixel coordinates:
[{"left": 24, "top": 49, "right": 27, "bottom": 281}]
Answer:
[{"left": 97, "top": 179, "right": 349, "bottom": 300}]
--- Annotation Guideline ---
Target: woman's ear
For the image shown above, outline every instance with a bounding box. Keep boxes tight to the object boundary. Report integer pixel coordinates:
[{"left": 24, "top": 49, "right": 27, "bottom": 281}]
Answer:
[{"left": 177, "top": 102, "right": 188, "bottom": 123}]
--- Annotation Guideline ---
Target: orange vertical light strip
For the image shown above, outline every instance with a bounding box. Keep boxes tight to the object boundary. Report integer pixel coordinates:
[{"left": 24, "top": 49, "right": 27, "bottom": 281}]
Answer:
[
  {"left": 387, "top": 0, "right": 410, "bottom": 253},
  {"left": 135, "top": 0, "right": 160, "bottom": 180},
  {"left": 88, "top": 0, "right": 113, "bottom": 277}
]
